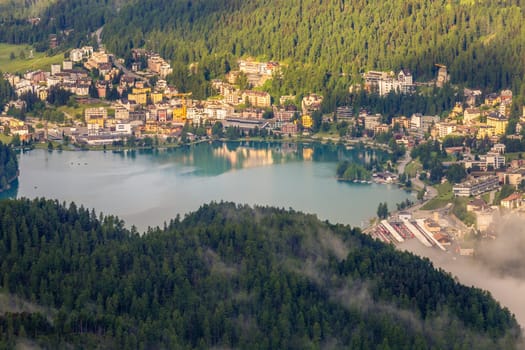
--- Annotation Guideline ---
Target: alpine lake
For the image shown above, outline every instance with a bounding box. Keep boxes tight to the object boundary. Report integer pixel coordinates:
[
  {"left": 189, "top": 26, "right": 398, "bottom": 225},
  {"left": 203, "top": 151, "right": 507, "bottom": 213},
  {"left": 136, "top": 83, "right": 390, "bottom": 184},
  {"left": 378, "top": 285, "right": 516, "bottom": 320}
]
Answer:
[{"left": 2, "top": 141, "right": 413, "bottom": 231}]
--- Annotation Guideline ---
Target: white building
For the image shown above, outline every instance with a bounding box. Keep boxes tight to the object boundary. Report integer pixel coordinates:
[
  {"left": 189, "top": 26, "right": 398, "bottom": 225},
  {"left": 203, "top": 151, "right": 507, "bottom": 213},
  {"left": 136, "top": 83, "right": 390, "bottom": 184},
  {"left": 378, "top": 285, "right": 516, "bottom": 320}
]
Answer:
[
  {"left": 437, "top": 122, "right": 456, "bottom": 139},
  {"left": 483, "top": 152, "right": 505, "bottom": 170},
  {"left": 421, "top": 115, "right": 440, "bottom": 132},
  {"left": 87, "top": 123, "right": 100, "bottom": 136},
  {"left": 115, "top": 107, "right": 130, "bottom": 120},
  {"left": 114, "top": 123, "right": 132, "bottom": 135},
  {"left": 70, "top": 49, "right": 83, "bottom": 62},
  {"left": 364, "top": 114, "right": 382, "bottom": 130},
  {"left": 410, "top": 113, "right": 422, "bottom": 129},
  {"left": 14, "top": 79, "right": 34, "bottom": 96},
  {"left": 453, "top": 176, "right": 500, "bottom": 197},
  {"left": 491, "top": 143, "right": 506, "bottom": 154},
  {"left": 63, "top": 61, "right": 73, "bottom": 70},
  {"left": 365, "top": 70, "right": 415, "bottom": 96},
  {"left": 51, "top": 64, "right": 61, "bottom": 75}
]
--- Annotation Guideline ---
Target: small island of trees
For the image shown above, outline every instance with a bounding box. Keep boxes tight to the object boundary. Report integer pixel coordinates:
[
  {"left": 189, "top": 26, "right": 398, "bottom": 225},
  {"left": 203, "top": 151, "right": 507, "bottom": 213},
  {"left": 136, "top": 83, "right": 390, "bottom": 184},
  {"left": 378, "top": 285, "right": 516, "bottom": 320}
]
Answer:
[{"left": 336, "top": 160, "right": 371, "bottom": 182}]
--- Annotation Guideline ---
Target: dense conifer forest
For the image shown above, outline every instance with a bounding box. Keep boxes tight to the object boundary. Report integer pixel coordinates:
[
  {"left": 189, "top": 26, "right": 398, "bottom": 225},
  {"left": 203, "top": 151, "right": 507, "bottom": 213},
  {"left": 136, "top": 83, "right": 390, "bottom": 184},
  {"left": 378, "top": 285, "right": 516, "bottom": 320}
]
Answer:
[
  {"left": 0, "top": 198, "right": 521, "bottom": 349},
  {"left": 102, "top": 0, "right": 525, "bottom": 92},
  {"left": 0, "top": 74, "right": 15, "bottom": 107},
  {"left": 1, "top": 0, "right": 524, "bottom": 103},
  {"left": 0, "top": 142, "right": 18, "bottom": 192},
  {"left": 0, "top": 0, "right": 110, "bottom": 49}
]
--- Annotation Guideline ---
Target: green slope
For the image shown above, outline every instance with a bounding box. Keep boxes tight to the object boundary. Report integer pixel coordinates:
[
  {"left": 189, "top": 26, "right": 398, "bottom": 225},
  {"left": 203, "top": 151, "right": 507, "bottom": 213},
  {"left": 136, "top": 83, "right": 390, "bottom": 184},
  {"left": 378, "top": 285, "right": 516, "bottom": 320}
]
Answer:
[
  {"left": 1, "top": 0, "right": 524, "bottom": 95},
  {"left": 0, "top": 0, "right": 114, "bottom": 49},
  {"left": 100, "top": 0, "right": 525, "bottom": 92},
  {"left": 0, "top": 198, "right": 521, "bottom": 349}
]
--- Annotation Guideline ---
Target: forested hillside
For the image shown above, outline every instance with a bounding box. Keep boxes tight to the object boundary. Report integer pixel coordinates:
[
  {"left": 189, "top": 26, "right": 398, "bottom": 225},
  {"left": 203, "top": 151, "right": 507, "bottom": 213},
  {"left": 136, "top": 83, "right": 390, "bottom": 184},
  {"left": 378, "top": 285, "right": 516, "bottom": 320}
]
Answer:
[
  {"left": 0, "top": 142, "right": 18, "bottom": 192},
  {"left": 101, "top": 0, "right": 525, "bottom": 96},
  {"left": 0, "top": 198, "right": 520, "bottom": 349},
  {"left": 0, "top": 0, "right": 114, "bottom": 49},
  {"left": 1, "top": 0, "right": 524, "bottom": 99}
]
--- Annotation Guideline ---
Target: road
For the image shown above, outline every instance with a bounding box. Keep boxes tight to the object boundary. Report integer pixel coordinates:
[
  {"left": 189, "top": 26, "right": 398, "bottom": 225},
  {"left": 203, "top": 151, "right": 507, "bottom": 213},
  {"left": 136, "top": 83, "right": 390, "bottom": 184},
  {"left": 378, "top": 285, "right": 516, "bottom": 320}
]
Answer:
[
  {"left": 396, "top": 150, "right": 411, "bottom": 175},
  {"left": 92, "top": 26, "right": 149, "bottom": 83},
  {"left": 411, "top": 176, "right": 438, "bottom": 199},
  {"left": 113, "top": 59, "right": 149, "bottom": 83},
  {"left": 93, "top": 26, "right": 103, "bottom": 47}
]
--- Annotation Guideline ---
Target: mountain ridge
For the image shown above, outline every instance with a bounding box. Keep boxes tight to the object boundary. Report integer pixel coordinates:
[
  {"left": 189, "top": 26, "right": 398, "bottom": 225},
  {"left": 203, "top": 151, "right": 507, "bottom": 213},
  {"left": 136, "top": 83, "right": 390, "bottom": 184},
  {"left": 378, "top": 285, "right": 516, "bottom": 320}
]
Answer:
[{"left": 0, "top": 198, "right": 520, "bottom": 348}]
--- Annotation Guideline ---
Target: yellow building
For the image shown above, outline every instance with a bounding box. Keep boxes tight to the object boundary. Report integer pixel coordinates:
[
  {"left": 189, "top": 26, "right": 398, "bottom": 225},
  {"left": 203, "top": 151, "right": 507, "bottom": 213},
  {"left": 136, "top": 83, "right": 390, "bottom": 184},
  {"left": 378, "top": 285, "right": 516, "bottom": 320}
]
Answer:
[
  {"left": 9, "top": 119, "right": 24, "bottom": 128},
  {"left": 486, "top": 114, "right": 508, "bottom": 136},
  {"left": 150, "top": 93, "right": 163, "bottom": 104},
  {"left": 484, "top": 93, "right": 500, "bottom": 106},
  {"left": 172, "top": 105, "right": 187, "bottom": 121},
  {"left": 84, "top": 107, "right": 107, "bottom": 128},
  {"left": 391, "top": 116, "right": 409, "bottom": 129},
  {"left": 86, "top": 117, "right": 105, "bottom": 128},
  {"left": 38, "top": 89, "right": 48, "bottom": 101},
  {"left": 144, "top": 120, "right": 159, "bottom": 133},
  {"left": 132, "top": 87, "right": 151, "bottom": 95},
  {"left": 477, "top": 125, "right": 495, "bottom": 139},
  {"left": 449, "top": 102, "right": 463, "bottom": 118},
  {"left": 128, "top": 93, "right": 147, "bottom": 105},
  {"left": 241, "top": 90, "right": 271, "bottom": 108},
  {"left": 301, "top": 115, "right": 313, "bottom": 129}
]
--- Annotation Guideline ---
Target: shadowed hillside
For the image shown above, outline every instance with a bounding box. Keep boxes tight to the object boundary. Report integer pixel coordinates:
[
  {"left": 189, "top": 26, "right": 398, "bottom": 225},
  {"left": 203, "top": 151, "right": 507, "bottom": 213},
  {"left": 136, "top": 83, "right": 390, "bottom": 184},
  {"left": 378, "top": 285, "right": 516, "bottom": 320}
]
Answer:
[{"left": 0, "top": 198, "right": 521, "bottom": 348}]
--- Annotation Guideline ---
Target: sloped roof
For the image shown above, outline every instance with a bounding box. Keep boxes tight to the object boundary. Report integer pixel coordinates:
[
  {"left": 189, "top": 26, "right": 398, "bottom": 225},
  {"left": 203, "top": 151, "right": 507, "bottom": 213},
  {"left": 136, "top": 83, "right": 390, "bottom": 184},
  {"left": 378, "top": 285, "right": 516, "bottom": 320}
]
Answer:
[{"left": 501, "top": 192, "right": 522, "bottom": 202}]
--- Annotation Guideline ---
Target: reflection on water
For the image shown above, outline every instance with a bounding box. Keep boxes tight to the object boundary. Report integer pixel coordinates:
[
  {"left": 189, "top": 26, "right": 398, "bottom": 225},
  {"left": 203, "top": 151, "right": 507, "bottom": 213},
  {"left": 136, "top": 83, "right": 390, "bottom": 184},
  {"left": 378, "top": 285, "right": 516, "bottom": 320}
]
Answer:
[
  {"left": 138, "top": 141, "right": 388, "bottom": 177},
  {"left": 0, "top": 179, "right": 18, "bottom": 199},
  {"left": 213, "top": 146, "right": 275, "bottom": 169}
]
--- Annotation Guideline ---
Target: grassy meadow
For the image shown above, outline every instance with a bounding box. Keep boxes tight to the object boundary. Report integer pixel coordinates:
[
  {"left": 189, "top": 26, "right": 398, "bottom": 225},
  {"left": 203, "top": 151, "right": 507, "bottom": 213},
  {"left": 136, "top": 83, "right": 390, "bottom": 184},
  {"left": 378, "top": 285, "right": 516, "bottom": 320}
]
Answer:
[
  {"left": 421, "top": 182, "right": 454, "bottom": 210},
  {"left": 0, "top": 43, "right": 64, "bottom": 73}
]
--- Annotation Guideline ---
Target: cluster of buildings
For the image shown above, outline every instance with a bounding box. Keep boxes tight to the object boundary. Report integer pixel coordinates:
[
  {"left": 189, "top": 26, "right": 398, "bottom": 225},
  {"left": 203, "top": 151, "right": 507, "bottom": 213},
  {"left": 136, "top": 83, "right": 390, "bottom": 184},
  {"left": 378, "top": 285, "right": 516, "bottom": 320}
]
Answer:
[
  {"left": 1, "top": 47, "right": 319, "bottom": 143},
  {"left": 346, "top": 88, "right": 519, "bottom": 150},
  {"left": 3, "top": 59, "right": 94, "bottom": 102},
  {"left": 445, "top": 141, "right": 525, "bottom": 237},
  {"left": 52, "top": 53, "right": 325, "bottom": 143},
  {"left": 128, "top": 49, "right": 174, "bottom": 78},
  {"left": 226, "top": 58, "right": 280, "bottom": 87},
  {"left": 363, "top": 65, "right": 451, "bottom": 96},
  {"left": 429, "top": 89, "right": 515, "bottom": 141},
  {"left": 363, "top": 69, "right": 415, "bottom": 96},
  {"left": 2, "top": 46, "right": 123, "bottom": 105},
  {"left": 2, "top": 45, "right": 521, "bottom": 169},
  {"left": 212, "top": 80, "right": 273, "bottom": 108},
  {"left": 371, "top": 212, "right": 451, "bottom": 251},
  {"left": 0, "top": 116, "right": 30, "bottom": 141},
  {"left": 78, "top": 87, "right": 323, "bottom": 144},
  {"left": 209, "top": 58, "right": 280, "bottom": 108}
]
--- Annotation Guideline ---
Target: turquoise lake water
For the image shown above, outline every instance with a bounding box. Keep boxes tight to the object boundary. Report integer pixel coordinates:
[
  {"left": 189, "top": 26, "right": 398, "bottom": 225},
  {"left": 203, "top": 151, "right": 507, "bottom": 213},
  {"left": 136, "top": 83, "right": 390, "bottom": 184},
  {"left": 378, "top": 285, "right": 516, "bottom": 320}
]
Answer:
[{"left": 2, "top": 141, "right": 412, "bottom": 231}]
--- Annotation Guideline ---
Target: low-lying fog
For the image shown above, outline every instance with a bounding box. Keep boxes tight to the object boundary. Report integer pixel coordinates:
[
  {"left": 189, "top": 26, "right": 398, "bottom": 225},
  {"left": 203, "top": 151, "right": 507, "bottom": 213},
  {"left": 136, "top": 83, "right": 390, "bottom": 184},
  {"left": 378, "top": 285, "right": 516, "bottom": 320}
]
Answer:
[{"left": 399, "top": 214, "right": 525, "bottom": 328}]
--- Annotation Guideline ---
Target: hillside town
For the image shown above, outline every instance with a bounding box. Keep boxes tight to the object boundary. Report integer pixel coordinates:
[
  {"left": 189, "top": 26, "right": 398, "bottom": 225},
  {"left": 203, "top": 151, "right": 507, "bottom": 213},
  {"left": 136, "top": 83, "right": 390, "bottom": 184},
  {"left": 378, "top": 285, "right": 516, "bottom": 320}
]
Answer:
[
  {"left": 2, "top": 46, "right": 525, "bottom": 256},
  {"left": 2, "top": 47, "right": 310, "bottom": 145}
]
